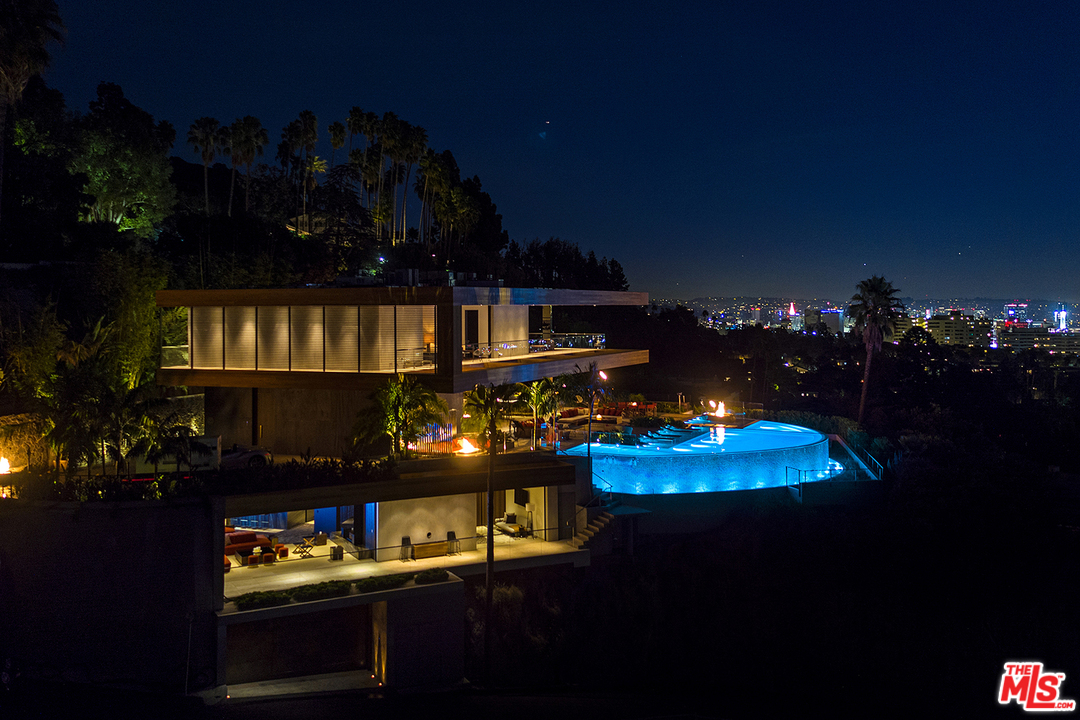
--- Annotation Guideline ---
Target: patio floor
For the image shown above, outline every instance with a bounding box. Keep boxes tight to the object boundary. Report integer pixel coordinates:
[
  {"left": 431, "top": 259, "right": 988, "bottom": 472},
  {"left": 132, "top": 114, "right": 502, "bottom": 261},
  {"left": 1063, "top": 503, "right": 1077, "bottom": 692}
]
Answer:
[{"left": 222, "top": 531, "right": 587, "bottom": 609}]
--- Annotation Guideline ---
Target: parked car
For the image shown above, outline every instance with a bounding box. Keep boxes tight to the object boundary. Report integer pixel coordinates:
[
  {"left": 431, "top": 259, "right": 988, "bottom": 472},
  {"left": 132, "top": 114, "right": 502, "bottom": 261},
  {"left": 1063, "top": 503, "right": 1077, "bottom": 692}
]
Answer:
[{"left": 220, "top": 444, "right": 273, "bottom": 469}]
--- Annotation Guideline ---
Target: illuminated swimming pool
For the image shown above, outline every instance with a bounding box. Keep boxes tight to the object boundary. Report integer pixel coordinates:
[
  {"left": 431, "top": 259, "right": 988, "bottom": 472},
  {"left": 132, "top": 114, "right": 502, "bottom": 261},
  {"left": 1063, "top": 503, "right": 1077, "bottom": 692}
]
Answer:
[{"left": 563, "top": 418, "right": 836, "bottom": 494}]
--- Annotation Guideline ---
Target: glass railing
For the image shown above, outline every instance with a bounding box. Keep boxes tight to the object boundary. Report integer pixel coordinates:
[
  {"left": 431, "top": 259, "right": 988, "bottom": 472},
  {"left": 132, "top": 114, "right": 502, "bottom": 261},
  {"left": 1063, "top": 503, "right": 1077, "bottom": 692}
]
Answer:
[
  {"left": 161, "top": 345, "right": 189, "bottom": 368},
  {"left": 462, "top": 340, "right": 529, "bottom": 360},
  {"left": 528, "top": 333, "right": 605, "bottom": 352}
]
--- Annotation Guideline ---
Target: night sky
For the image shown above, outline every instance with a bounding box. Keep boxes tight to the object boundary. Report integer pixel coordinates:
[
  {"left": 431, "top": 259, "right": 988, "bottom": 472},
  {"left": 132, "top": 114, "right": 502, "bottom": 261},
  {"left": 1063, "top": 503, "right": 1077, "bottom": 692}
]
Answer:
[{"left": 43, "top": 1, "right": 1080, "bottom": 302}]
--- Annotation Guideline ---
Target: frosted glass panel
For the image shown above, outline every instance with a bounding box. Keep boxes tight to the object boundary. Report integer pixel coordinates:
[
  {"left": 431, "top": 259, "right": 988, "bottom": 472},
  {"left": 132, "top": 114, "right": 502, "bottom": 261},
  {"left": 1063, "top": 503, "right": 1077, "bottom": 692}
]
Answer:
[
  {"left": 224, "top": 306, "right": 256, "bottom": 369},
  {"left": 290, "top": 306, "right": 323, "bottom": 371},
  {"left": 325, "top": 306, "right": 359, "bottom": 372},
  {"left": 191, "top": 306, "right": 223, "bottom": 369},
  {"left": 257, "top": 306, "right": 289, "bottom": 370}
]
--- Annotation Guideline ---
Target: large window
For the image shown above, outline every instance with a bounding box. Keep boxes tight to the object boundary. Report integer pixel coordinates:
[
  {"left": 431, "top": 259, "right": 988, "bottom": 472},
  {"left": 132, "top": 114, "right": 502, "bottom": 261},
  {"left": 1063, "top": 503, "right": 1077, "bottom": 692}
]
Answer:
[{"left": 181, "top": 304, "right": 435, "bottom": 373}]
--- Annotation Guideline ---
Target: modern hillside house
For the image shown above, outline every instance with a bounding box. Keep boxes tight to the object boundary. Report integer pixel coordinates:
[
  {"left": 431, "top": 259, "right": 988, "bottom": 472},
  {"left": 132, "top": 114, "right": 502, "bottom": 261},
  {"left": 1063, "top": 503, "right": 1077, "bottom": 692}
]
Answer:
[
  {"left": 0, "top": 286, "right": 651, "bottom": 702},
  {"left": 155, "top": 284, "right": 649, "bottom": 560},
  {"left": 156, "top": 286, "right": 649, "bottom": 457},
  {"left": 156, "top": 285, "right": 651, "bottom": 694}
]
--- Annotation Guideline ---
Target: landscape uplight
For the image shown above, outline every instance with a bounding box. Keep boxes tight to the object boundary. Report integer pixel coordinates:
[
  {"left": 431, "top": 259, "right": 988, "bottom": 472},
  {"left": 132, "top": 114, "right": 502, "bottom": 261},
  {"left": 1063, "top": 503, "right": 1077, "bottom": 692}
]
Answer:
[{"left": 599, "top": 370, "right": 608, "bottom": 381}]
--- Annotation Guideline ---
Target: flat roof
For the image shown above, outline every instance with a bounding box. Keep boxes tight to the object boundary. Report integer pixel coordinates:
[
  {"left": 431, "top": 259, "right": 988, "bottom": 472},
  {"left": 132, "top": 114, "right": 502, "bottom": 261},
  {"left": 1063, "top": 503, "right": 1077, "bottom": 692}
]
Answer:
[{"left": 157, "top": 287, "right": 648, "bottom": 308}]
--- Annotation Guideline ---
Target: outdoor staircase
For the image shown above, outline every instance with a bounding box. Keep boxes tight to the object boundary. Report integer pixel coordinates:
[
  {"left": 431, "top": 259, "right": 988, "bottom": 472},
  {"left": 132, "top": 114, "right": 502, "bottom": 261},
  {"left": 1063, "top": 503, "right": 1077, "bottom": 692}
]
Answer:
[{"left": 571, "top": 510, "right": 615, "bottom": 549}]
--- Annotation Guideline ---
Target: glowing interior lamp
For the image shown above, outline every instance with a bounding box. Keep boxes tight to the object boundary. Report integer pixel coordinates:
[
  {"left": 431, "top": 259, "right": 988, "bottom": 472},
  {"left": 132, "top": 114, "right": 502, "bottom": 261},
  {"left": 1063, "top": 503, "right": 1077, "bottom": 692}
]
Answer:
[
  {"left": 0, "top": 457, "right": 9, "bottom": 474},
  {"left": 457, "top": 438, "right": 481, "bottom": 454}
]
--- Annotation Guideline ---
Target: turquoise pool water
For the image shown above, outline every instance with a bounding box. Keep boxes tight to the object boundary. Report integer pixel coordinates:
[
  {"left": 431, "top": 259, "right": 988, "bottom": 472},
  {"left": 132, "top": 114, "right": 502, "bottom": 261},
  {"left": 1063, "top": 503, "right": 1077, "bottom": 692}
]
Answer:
[{"left": 563, "top": 418, "right": 836, "bottom": 494}]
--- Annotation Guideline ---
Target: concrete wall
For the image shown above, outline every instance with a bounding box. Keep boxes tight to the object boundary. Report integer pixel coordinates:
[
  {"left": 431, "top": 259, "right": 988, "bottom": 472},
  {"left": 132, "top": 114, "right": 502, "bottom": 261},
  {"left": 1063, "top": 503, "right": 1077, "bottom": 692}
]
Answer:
[
  {"left": 0, "top": 498, "right": 219, "bottom": 693},
  {"left": 225, "top": 605, "right": 369, "bottom": 684},
  {"left": 612, "top": 487, "right": 794, "bottom": 534},
  {"left": 385, "top": 586, "right": 465, "bottom": 689},
  {"left": 374, "top": 493, "right": 478, "bottom": 562},
  {"left": 207, "top": 386, "right": 370, "bottom": 457}
]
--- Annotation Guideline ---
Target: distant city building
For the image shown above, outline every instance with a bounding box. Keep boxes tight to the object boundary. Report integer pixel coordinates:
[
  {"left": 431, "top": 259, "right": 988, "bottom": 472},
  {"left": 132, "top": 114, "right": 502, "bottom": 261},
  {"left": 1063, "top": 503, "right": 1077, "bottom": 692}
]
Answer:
[
  {"left": 1004, "top": 302, "right": 1029, "bottom": 323},
  {"left": 891, "top": 315, "right": 925, "bottom": 341},
  {"left": 820, "top": 309, "right": 844, "bottom": 335},
  {"left": 926, "top": 312, "right": 992, "bottom": 348},
  {"left": 998, "top": 325, "right": 1080, "bottom": 353},
  {"left": 788, "top": 302, "right": 803, "bottom": 331}
]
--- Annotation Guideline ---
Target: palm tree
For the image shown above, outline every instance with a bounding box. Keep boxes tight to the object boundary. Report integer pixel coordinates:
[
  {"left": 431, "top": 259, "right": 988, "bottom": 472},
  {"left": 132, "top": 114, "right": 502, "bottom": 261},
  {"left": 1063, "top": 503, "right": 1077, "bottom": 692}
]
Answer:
[
  {"left": 303, "top": 155, "right": 327, "bottom": 232},
  {"left": 187, "top": 117, "right": 221, "bottom": 217},
  {"left": 401, "top": 124, "right": 427, "bottom": 243},
  {"left": 0, "top": 0, "right": 64, "bottom": 237},
  {"left": 220, "top": 121, "right": 242, "bottom": 217},
  {"left": 519, "top": 378, "right": 557, "bottom": 450},
  {"left": 346, "top": 106, "right": 365, "bottom": 155},
  {"left": 297, "top": 110, "right": 318, "bottom": 164},
  {"left": 140, "top": 406, "right": 197, "bottom": 476},
  {"left": 572, "top": 362, "right": 608, "bottom": 464},
  {"left": 328, "top": 120, "right": 346, "bottom": 167},
  {"left": 356, "top": 374, "right": 447, "bottom": 459},
  {"left": 848, "top": 275, "right": 905, "bottom": 424},
  {"left": 463, "top": 382, "right": 520, "bottom": 684},
  {"left": 234, "top": 116, "right": 267, "bottom": 213}
]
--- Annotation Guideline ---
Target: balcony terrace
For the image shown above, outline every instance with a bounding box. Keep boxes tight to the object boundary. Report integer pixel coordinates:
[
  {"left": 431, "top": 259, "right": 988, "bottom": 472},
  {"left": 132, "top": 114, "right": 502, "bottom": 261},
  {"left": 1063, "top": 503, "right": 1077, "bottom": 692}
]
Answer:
[
  {"left": 155, "top": 286, "right": 648, "bottom": 393},
  {"left": 222, "top": 530, "right": 587, "bottom": 614}
]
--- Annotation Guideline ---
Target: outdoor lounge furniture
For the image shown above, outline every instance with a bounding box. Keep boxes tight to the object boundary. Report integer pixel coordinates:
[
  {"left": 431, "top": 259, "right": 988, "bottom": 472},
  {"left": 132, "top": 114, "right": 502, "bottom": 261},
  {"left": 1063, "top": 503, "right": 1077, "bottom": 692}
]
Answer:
[
  {"left": 224, "top": 555, "right": 232, "bottom": 573},
  {"left": 294, "top": 537, "right": 316, "bottom": 558},
  {"left": 225, "top": 530, "right": 271, "bottom": 556}
]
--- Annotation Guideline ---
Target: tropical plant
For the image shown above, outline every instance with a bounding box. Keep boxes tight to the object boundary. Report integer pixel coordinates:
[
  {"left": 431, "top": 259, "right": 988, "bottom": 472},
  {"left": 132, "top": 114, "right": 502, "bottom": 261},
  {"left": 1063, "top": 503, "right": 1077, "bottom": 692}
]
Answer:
[
  {"left": 0, "top": 0, "right": 64, "bottom": 236},
  {"left": 519, "top": 378, "right": 557, "bottom": 450},
  {"left": 303, "top": 155, "right": 327, "bottom": 232},
  {"left": 187, "top": 116, "right": 221, "bottom": 217},
  {"left": 400, "top": 123, "right": 427, "bottom": 243},
  {"left": 848, "top": 275, "right": 905, "bottom": 424},
  {"left": 328, "top": 120, "right": 346, "bottom": 167},
  {"left": 564, "top": 362, "right": 609, "bottom": 468},
  {"left": 346, "top": 106, "right": 365, "bottom": 155},
  {"left": 462, "top": 381, "right": 520, "bottom": 683},
  {"left": 70, "top": 84, "right": 176, "bottom": 237},
  {"left": 355, "top": 373, "right": 448, "bottom": 459},
  {"left": 233, "top": 116, "right": 268, "bottom": 213}
]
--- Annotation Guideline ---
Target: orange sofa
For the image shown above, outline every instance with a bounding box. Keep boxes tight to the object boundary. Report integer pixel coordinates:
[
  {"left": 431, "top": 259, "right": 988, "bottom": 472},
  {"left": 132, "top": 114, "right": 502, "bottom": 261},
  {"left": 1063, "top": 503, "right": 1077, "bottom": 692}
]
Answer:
[{"left": 225, "top": 530, "right": 271, "bottom": 555}]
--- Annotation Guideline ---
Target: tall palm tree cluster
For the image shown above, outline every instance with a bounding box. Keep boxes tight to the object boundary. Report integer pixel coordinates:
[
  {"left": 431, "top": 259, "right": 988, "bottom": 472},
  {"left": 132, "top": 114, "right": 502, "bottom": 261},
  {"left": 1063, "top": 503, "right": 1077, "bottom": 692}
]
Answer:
[{"left": 188, "top": 107, "right": 486, "bottom": 258}]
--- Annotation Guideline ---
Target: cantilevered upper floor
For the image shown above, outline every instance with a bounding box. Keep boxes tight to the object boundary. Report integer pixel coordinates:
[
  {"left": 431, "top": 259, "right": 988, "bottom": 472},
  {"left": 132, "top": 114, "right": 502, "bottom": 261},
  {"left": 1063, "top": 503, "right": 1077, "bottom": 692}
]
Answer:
[{"left": 156, "top": 286, "right": 649, "bottom": 393}]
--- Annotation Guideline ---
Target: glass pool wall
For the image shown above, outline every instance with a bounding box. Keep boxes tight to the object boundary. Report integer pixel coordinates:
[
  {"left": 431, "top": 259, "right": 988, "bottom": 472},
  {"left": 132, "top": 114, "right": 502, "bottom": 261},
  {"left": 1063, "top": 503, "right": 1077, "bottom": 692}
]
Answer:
[{"left": 564, "top": 419, "right": 831, "bottom": 494}]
